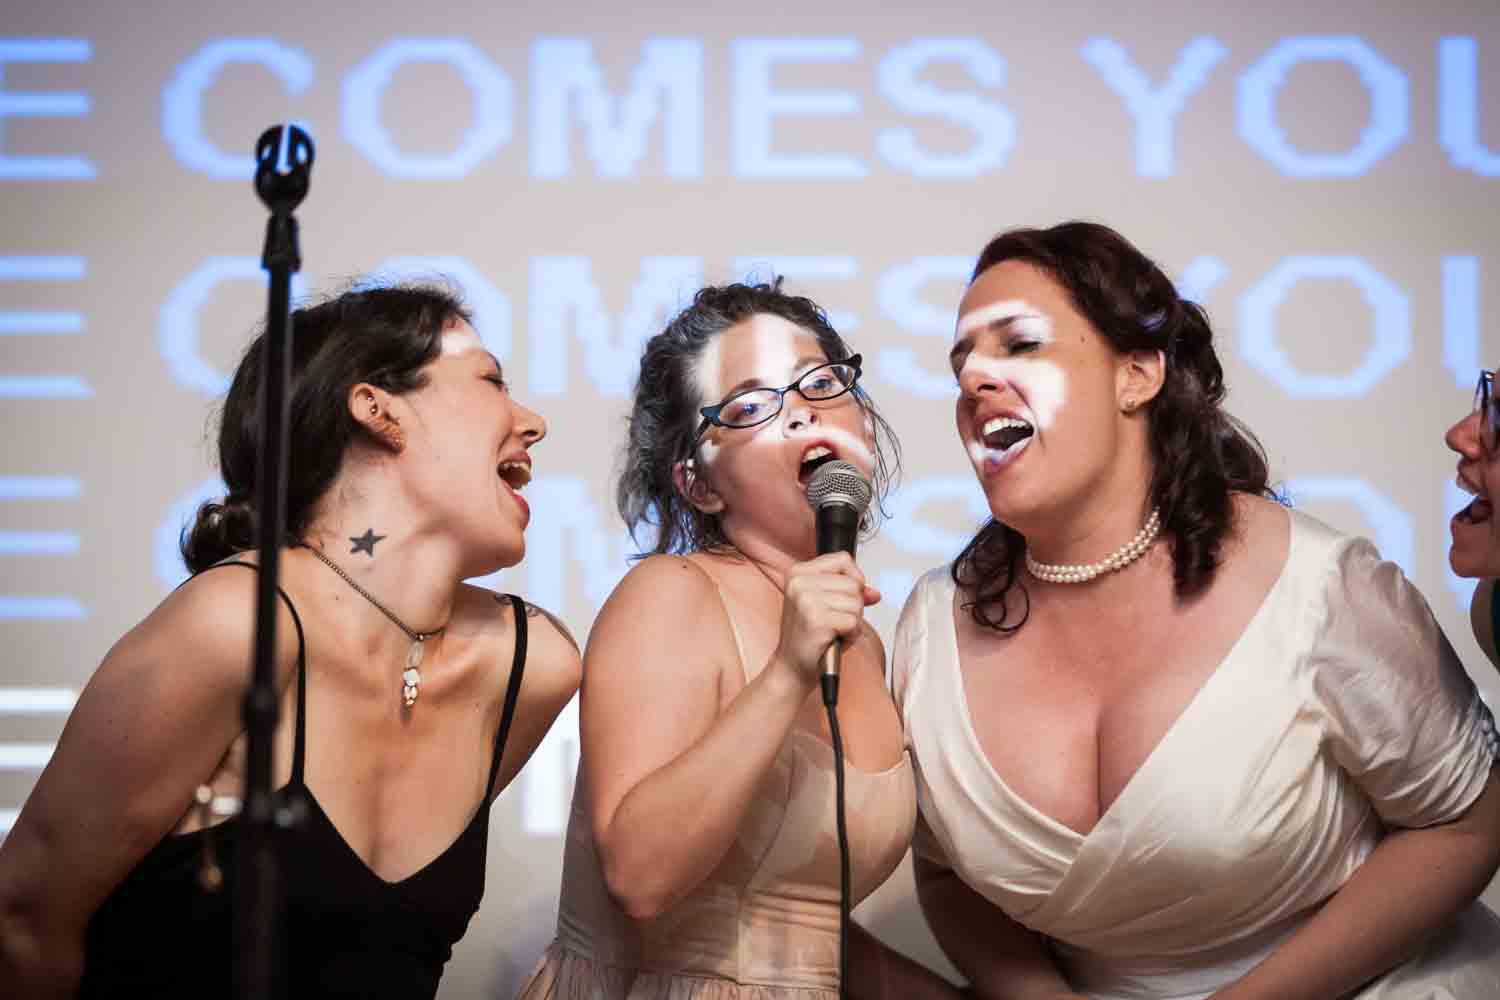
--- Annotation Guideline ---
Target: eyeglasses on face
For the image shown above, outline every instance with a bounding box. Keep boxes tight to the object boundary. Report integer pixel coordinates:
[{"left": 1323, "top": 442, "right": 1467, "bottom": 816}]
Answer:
[
  {"left": 1476, "top": 370, "right": 1500, "bottom": 453},
  {"left": 694, "top": 355, "right": 863, "bottom": 439}
]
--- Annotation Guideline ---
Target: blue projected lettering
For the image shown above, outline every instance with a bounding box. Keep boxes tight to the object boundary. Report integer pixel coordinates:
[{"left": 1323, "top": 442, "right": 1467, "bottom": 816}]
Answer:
[
  {"left": 342, "top": 38, "right": 513, "bottom": 180},
  {"left": 1081, "top": 36, "right": 1228, "bottom": 179},
  {"left": 1286, "top": 477, "right": 1414, "bottom": 578},
  {"left": 1443, "top": 256, "right": 1481, "bottom": 390},
  {"left": 876, "top": 39, "right": 1014, "bottom": 179},
  {"left": 0, "top": 38, "right": 94, "bottom": 181},
  {"left": 1237, "top": 36, "right": 1408, "bottom": 178},
  {"left": 731, "top": 38, "right": 865, "bottom": 180},
  {"left": 1238, "top": 256, "right": 1409, "bottom": 397},
  {"left": 530, "top": 38, "right": 703, "bottom": 179},
  {"left": 156, "top": 478, "right": 226, "bottom": 590},
  {"left": 879, "top": 474, "right": 991, "bottom": 606},
  {"left": 0, "top": 477, "right": 80, "bottom": 500},
  {"left": 1438, "top": 37, "right": 1500, "bottom": 177},
  {"left": 159, "top": 257, "right": 309, "bottom": 396},
  {"left": 1176, "top": 255, "right": 1229, "bottom": 305},
  {"left": 368, "top": 256, "right": 512, "bottom": 361},
  {"left": 0, "top": 255, "right": 89, "bottom": 397},
  {"left": 731, "top": 256, "right": 859, "bottom": 332},
  {"left": 0, "top": 597, "right": 85, "bottom": 620},
  {"left": 516, "top": 477, "right": 633, "bottom": 613},
  {"left": 875, "top": 256, "right": 972, "bottom": 398},
  {"left": 162, "top": 39, "right": 313, "bottom": 179},
  {"left": 528, "top": 256, "right": 702, "bottom": 396}
]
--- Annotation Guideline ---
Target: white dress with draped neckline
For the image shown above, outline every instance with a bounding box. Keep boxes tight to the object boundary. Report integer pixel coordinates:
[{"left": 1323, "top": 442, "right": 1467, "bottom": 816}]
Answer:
[{"left": 893, "top": 510, "right": 1500, "bottom": 1000}]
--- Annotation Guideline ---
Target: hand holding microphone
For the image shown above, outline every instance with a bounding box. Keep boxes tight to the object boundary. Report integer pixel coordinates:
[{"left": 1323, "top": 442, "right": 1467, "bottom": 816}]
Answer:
[{"left": 772, "top": 461, "right": 875, "bottom": 706}]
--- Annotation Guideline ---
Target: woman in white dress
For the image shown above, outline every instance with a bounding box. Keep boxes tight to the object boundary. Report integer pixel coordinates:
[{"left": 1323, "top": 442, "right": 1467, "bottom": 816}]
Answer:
[{"left": 893, "top": 221, "right": 1500, "bottom": 999}]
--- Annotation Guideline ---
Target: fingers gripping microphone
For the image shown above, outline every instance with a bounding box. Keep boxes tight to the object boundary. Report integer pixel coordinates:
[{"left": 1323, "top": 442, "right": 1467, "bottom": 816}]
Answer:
[{"left": 805, "top": 460, "right": 873, "bottom": 700}]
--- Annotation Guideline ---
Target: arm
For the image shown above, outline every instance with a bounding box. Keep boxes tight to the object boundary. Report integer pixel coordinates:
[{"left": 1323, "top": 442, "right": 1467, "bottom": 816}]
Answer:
[
  {"left": 0, "top": 569, "right": 294, "bottom": 998},
  {"left": 584, "top": 552, "right": 872, "bottom": 920},
  {"left": 914, "top": 854, "right": 1084, "bottom": 1000},
  {"left": 485, "top": 597, "right": 582, "bottom": 798},
  {"left": 1214, "top": 767, "right": 1500, "bottom": 1000}
]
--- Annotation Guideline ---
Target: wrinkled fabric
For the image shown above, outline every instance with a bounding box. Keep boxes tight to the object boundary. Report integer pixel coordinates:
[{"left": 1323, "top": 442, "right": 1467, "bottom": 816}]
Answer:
[
  {"left": 893, "top": 510, "right": 1500, "bottom": 1000},
  {"left": 520, "top": 569, "right": 917, "bottom": 999}
]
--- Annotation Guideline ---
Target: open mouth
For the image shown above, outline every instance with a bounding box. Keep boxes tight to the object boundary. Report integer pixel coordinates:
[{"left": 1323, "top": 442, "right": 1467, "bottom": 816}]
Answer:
[
  {"left": 798, "top": 444, "right": 839, "bottom": 485},
  {"left": 498, "top": 460, "right": 532, "bottom": 492},
  {"left": 1457, "top": 496, "right": 1494, "bottom": 525},
  {"left": 981, "top": 416, "right": 1034, "bottom": 451}
]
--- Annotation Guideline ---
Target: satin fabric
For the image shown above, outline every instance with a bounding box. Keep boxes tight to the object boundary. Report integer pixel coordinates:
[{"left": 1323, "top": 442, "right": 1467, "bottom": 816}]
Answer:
[{"left": 893, "top": 510, "right": 1500, "bottom": 1000}]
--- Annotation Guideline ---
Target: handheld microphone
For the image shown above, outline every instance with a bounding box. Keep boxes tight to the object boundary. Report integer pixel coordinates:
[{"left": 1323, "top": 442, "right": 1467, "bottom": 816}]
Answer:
[{"left": 805, "top": 459, "right": 873, "bottom": 700}]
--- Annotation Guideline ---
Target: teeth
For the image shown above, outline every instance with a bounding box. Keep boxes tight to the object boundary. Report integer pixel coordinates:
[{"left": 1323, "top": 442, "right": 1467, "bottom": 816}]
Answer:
[
  {"left": 801, "top": 446, "right": 833, "bottom": 464},
  {"left": 498, "top": 460, "right": 531, "bottom": 490},
  {"left": 981, "top": 416, "right": 1031, "bottom": 437}
]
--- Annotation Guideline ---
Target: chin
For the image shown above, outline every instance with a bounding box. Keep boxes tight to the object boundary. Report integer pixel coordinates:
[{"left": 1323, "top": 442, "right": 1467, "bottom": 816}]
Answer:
[{"left": 1449, "top": 546, "right": 1497, "bottom": 580}]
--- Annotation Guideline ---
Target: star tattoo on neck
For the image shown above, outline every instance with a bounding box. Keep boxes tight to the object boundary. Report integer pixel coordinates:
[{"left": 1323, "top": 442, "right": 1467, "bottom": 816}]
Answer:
[{"left": 349, "top": 529, "right": 386, "bottom": 556}]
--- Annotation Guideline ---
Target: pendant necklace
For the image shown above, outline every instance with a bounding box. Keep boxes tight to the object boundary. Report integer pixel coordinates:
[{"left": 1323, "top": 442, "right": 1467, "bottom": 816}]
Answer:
[{"left": 304, "top": 545, "right": 447, "bottom": 708}]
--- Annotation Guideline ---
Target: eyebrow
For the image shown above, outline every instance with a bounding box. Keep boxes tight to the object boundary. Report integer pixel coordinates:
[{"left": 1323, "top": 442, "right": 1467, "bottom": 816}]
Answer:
[{"left": 719, "top": 354, "right": 829, "bottom": 399}]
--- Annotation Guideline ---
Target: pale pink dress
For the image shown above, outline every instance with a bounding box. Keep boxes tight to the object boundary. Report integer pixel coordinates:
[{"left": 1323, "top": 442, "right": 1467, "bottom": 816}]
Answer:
[{"left": 518, "top": 576, "right": 916, "bottom": 998}]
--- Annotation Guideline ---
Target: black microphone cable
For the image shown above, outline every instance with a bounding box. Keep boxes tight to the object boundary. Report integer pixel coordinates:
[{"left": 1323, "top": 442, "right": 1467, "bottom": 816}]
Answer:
[{"left": 806, "top": 460, "right": 871, "bottom": 1000}]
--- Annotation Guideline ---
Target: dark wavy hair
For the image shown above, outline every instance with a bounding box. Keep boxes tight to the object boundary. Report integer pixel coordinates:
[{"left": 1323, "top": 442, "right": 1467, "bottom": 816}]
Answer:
[
  {"left": 953, "top": 221, "right": 1276, "bottom": 631},
  {"left": 619, "top": 279, "right": 900, "bottom": 557},
  {"left": 180, "top": 284, "right": 470, "bottom": 573}
]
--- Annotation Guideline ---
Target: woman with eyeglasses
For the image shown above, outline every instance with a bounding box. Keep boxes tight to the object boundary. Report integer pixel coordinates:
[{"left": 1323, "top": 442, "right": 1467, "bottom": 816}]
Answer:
[
  {"left": 518, "top": 280, "right": 961, "bottom": 998},
  {"left": 893, "top": 222, "right": 1500, "bottom": 999},
  {"left": 1450, "top": 371, "right": 1500, "bottom": 671}
]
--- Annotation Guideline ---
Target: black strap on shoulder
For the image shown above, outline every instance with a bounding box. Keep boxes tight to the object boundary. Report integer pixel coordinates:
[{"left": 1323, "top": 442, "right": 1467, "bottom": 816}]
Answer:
[
  {"left": 485, "top": 595, "right": 528, "bottom": 797},
  {"left": 202, "top": 560, "right": 309, "bottom": 785}
]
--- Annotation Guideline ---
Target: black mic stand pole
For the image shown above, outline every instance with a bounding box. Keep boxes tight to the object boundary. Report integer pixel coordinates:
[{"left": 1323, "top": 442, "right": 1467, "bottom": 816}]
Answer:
[{"left": 236, "top": 123, "right": 314, "bottom": 1000}]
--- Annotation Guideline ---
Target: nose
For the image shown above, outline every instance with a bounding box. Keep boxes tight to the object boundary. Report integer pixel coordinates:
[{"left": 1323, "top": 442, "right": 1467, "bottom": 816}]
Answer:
[
  {"left": 958, "top": 359, "right": 1002, "bottom": 400},
  {"left": 1447, "top": 409, "right": 1481, "bottom": 459},
  {"left": 515, "top": 399, "right": 547, "bottom": 445},
  {"left": 782, "top": 393, "right": 820, "bottom": 432}
]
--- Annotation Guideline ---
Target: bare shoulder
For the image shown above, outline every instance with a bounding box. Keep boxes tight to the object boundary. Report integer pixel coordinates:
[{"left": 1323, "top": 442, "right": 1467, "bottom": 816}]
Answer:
[
  {"left": 457, "top": 584, "right": 581, "bottom": 703},
  {"left": 113, "top": 561, "right": 301, "bottom": 696},
  {"left": 586, "top": 553, "right": 737, "bottom": 682}
]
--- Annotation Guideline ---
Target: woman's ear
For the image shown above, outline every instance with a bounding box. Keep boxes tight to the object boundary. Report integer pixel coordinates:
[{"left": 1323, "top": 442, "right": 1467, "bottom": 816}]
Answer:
[
  {"left": 1117, "top": 348, "right": 1166, "bottom": 414},
  {"left": 672, "top": 457, "right": 725, "bottom": 514},
  {"left": 350, "top": 384, "right": 405, "bottom": 452}
]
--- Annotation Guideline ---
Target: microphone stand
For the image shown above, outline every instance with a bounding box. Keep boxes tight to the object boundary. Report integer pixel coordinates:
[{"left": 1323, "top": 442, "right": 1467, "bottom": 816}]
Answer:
[{"left": 235, "top": 123, "right": 314, "bottom": 1000}]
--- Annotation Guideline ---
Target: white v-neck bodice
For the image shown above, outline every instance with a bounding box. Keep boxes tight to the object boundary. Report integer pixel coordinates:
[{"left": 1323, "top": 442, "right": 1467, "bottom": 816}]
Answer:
[{"left": 893, "top": 510, "right": 1500, "bottom": 999}]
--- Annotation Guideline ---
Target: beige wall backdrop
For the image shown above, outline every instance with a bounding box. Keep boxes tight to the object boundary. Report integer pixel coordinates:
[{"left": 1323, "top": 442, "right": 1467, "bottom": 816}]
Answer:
[{"left": 2, "top": 1, "right": 1498, "bottom": 994}]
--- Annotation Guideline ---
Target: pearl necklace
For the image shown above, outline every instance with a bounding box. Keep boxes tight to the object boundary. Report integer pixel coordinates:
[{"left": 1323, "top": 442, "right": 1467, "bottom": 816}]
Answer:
[{"left": 1025, "top": 508, "right": 1162, "bottom": 584}]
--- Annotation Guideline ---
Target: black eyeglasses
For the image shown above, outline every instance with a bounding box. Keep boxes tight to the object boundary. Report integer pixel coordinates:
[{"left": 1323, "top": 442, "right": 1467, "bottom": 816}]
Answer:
[
  {"left": 694, "top": 355, "right": 863, "bottom": 440},
  {"left": 1476, "top": 370, "right": 1500, "bottom": 453}
]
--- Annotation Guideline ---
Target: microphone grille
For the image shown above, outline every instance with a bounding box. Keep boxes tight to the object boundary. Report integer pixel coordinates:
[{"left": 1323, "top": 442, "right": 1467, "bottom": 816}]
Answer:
[{"left": 805, "top": 459, "right": 873, "bottom": 514}]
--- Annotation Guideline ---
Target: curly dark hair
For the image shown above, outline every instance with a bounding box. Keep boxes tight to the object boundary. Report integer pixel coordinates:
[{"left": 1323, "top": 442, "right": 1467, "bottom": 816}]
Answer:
[
  {"left": 180, "top": 283, "right": 470, "bottom": 573},
  {"left": 619, "top": 279, "right": 900, "bottom": 557},
  {"left": 953, "top": 221, "right": 1277, "bottom": 631}
]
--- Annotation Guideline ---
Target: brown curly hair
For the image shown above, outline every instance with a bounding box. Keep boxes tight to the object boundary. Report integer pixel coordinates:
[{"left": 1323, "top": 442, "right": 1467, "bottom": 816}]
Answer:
[{"left": 953, "top": 222, "right": 1278, "bottom": 632}]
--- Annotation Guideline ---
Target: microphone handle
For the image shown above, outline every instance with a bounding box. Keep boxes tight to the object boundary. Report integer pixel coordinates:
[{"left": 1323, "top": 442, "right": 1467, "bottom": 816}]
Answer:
[{"left": 821, "top": 638, "right": 842, "bottom": 679}]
